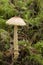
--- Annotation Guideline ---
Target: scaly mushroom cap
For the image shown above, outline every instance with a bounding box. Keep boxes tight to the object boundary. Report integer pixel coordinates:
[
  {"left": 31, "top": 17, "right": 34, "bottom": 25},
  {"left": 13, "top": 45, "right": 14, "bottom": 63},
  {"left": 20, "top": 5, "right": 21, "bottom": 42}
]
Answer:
[{"left": 6, "top": 17, "right": 26, "bottom": 26}]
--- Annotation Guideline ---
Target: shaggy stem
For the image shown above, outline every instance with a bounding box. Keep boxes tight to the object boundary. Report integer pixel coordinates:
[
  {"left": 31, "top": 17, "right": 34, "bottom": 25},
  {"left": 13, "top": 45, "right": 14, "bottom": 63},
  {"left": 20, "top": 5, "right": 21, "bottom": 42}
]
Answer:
[{"left": 14, "top": 26, "right": 19, "bottom": 59}]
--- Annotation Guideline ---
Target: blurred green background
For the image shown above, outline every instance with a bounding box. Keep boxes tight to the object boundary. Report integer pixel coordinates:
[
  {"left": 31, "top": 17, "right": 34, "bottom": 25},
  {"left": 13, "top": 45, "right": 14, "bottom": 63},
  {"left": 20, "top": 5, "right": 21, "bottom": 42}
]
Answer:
[{"left": 0, "top": 0, "right": 43, "bottom": 65}]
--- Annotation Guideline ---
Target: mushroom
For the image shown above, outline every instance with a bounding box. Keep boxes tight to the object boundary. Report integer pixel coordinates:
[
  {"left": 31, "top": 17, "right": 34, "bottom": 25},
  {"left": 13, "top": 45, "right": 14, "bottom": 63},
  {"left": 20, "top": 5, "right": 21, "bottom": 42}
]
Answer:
[{"left": 6, "top": 17, "right": 26, "bottom": 59}]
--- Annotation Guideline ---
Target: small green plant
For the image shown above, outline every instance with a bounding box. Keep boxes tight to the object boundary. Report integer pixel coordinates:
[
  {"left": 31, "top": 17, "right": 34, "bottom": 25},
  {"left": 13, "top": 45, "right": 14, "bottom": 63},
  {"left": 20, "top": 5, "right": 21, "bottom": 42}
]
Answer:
[
  {"left": 33, "top": 40, "right": 43, "bottom": 53},
  {"left": 0, "top": 29, "right": 10, "bottom": 51}
]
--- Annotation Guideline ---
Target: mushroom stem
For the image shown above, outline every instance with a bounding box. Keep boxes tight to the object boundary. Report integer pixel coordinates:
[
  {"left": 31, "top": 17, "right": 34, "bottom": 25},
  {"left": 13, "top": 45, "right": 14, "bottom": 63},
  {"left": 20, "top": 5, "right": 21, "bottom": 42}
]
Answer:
[{"left": 14, "top": 26, "right": 19, "bottom": 59}]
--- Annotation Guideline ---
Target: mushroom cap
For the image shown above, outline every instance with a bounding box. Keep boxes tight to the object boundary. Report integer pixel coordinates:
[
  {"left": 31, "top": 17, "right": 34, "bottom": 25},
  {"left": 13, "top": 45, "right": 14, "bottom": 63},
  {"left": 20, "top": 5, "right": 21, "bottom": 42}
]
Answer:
[{"left": 6, "top": 17, "right": 26, "bottom": 26}]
